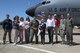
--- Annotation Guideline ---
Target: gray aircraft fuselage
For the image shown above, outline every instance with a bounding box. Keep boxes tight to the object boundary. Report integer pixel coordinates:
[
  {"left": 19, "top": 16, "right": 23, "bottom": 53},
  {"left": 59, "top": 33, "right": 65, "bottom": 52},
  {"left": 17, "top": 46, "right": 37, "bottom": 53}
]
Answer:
[{"left": 26, "top": 0, "right": 80, "bottom": 26}]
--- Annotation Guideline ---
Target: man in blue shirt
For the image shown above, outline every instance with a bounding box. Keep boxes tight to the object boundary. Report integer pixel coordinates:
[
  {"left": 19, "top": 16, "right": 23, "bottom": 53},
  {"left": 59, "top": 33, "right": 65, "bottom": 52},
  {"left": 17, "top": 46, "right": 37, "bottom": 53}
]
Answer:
[{"left": 2, "top": 14, "right": 13, "bottom": 44}]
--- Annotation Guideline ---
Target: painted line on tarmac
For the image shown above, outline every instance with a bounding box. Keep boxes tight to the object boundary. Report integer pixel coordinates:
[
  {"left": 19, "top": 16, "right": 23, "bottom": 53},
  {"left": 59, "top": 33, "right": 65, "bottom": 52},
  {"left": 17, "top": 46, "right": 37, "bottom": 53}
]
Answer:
[
  {"left": 17, "top": 45, "right": 56, "bottom": 53},
  {"left": 0, "top": 40, "right": 3, "bottom": 43},
  {"left": 0, "top": 40, "right": 56, "bottom": 53}
]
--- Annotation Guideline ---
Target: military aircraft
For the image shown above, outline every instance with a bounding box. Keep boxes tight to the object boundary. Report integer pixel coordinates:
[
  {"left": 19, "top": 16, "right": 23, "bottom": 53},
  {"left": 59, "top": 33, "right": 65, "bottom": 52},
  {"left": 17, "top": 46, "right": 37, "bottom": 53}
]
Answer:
[{"left": 26, "top": 0, "right": 80, "bottom": 26}]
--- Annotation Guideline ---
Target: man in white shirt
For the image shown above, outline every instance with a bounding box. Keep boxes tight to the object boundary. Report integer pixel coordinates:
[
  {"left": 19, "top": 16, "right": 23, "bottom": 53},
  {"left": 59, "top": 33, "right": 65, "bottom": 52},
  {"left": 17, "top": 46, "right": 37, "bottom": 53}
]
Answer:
[{"left": 46, "top": 15, "right": 55, "bottom": 44}]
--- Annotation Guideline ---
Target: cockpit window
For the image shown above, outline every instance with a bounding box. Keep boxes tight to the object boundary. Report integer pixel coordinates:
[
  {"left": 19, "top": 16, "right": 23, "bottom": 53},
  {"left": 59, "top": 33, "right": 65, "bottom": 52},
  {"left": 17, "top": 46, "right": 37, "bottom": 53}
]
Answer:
[
  {"left": 42, "top": 1, "right": 46, "bottom": 4},
  {"left": 46, "top": 1, "right": 51, "bottom": 4},
  {"left": 41, "top": 1, "right": 51, "bottom": 5}
]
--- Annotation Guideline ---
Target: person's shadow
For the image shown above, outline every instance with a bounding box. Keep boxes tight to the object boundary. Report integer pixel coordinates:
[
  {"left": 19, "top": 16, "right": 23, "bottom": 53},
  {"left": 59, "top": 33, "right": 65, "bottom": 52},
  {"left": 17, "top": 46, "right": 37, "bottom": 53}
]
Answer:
[
  {"left": 17, "top": 41, "right": 80, "bottom": 46},
  {"left": 0, "top": 43, "right": 2, "bottom": 45},
  {"left": 70, "top": 42, "right": 80, "bottom": 46}
]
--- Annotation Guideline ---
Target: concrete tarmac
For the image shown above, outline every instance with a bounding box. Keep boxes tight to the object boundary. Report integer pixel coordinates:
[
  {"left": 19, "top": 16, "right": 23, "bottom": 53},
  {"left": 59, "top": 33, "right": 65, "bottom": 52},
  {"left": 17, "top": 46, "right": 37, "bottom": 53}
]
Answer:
[{"left": 0, "top": 27, "right": 80, "bottom": 53}]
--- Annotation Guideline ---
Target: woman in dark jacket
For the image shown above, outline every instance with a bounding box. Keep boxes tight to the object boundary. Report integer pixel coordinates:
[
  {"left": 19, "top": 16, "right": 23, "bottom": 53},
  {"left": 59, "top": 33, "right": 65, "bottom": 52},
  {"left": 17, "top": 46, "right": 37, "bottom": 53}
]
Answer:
[{"left": 39, "top": 19, "right": 46, "bottom": 44}]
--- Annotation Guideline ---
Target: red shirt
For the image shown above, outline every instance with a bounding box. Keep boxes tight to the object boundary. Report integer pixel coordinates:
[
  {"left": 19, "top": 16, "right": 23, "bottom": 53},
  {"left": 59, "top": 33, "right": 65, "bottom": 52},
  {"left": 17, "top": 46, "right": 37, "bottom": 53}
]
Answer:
[{"left": 54, "top": 17, "right": 60, "bottom": 26}]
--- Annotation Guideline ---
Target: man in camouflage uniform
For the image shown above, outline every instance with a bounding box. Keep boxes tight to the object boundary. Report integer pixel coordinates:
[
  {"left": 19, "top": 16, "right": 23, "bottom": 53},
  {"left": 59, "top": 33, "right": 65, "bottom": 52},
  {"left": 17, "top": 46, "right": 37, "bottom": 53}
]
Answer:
[
  {"left": 29, "top": 16, "right": 39, "bottom": 44},
  {"left": 59, "top": 15, "right": 66, "bottom": 44},
  {"left": 66, "top": 13, "right": 73, "bottom": 46}
]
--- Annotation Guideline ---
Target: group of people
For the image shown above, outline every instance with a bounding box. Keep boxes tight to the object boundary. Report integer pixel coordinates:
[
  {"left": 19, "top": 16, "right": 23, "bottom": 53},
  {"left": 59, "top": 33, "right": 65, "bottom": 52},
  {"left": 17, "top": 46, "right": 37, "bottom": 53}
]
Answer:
[
  {"left": 59, "top": 14, "right": 73, "bottom": 45},
  {"left": 2, "top": 15, "right": 30, "bottom": 45},
  {"left": 2, "top": 13, "right": 73, "bottom": 46}
]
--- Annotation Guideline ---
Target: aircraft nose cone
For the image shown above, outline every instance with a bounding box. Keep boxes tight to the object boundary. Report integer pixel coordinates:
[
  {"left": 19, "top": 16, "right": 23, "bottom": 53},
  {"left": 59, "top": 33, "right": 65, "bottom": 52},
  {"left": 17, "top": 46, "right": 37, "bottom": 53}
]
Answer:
[
  {"left": 26, "top": 3, "right": 42, "bottom": 17},
  {"left": 26, "top": 8, "right": 35, "bottom": 17}
]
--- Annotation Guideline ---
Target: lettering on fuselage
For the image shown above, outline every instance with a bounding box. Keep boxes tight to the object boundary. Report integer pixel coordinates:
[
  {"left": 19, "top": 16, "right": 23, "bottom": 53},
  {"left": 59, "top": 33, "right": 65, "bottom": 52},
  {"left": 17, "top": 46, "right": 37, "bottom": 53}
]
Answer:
[{"left": 48, "top": 8, "right": 80, "bottom": 12}]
